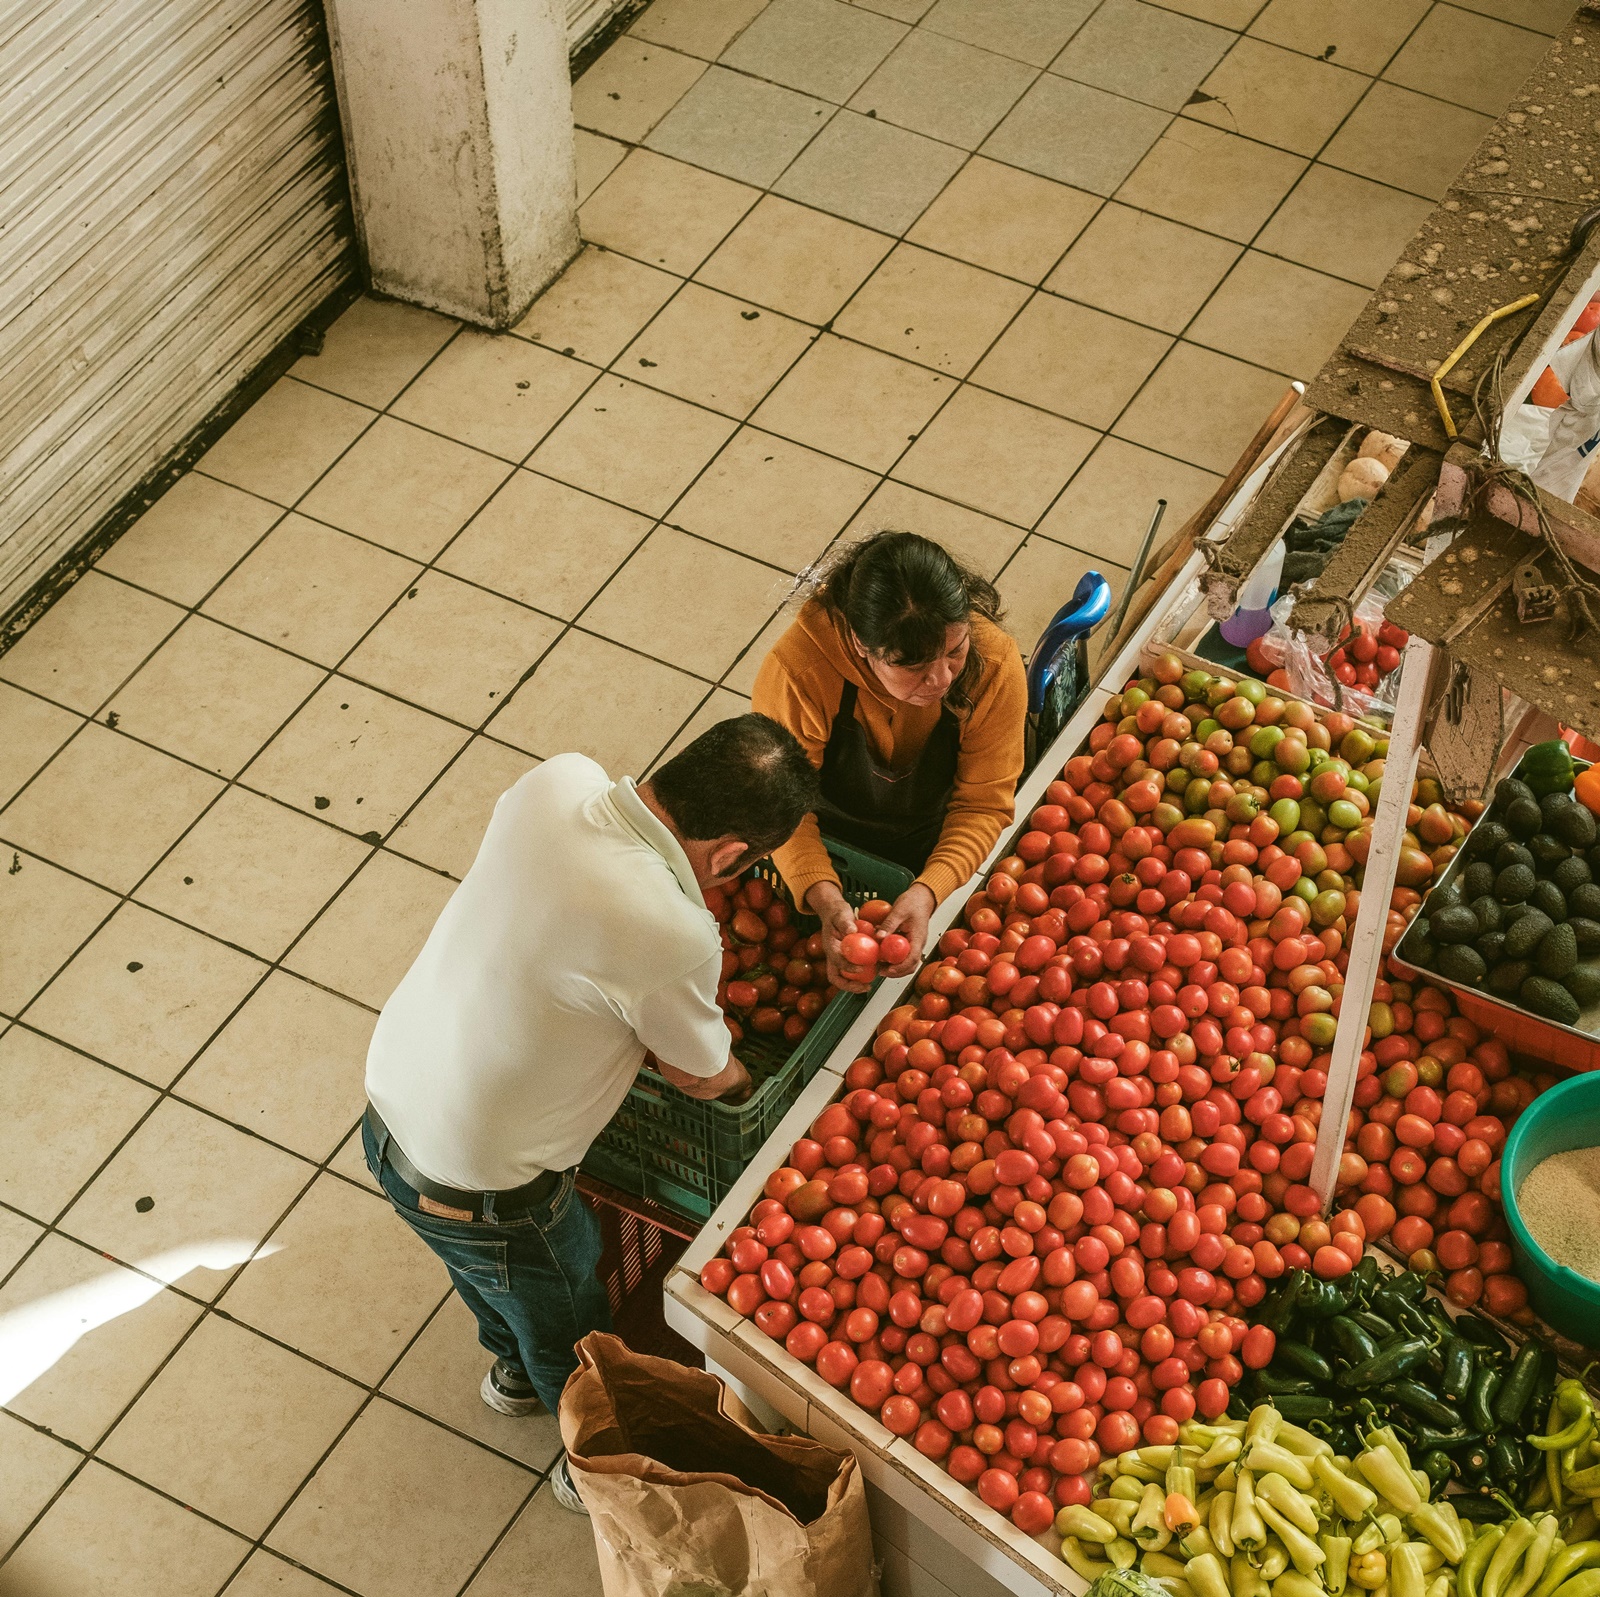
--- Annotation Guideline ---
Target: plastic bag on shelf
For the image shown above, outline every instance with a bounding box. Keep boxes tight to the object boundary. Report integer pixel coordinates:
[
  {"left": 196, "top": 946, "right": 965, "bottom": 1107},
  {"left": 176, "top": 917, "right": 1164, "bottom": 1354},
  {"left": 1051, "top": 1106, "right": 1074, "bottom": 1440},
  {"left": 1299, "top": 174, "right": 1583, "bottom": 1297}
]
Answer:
[{"left": 1264, "top": 562, "right": 1414, "bottom": 724}]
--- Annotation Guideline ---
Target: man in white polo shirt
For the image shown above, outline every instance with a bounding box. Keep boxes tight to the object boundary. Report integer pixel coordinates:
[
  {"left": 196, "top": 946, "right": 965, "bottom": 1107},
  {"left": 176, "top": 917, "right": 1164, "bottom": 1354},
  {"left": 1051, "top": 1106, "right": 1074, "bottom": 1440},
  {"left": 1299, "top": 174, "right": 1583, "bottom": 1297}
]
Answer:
[{"left": 363, "top": 715, "right": 819, "bottom": 1512}]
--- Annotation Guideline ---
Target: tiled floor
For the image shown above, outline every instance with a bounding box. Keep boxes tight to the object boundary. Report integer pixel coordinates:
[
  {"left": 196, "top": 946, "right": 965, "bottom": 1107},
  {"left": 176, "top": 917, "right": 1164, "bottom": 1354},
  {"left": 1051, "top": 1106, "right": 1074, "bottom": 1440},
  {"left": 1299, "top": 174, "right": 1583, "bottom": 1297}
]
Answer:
[{"left": 0, "top": 0, "right": 1557, "bottom": 1592}]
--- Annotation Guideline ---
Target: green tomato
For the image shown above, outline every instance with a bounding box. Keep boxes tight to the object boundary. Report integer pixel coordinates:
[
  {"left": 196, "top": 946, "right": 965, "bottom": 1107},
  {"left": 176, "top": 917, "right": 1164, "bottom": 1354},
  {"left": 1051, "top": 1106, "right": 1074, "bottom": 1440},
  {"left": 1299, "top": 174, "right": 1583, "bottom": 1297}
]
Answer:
[
  {"left": 1302, "top": 1012, "right": 1338, "bottom": 1049},
  {"left": 1269, "top": 798, "right": 1301, "bottom": 833},
  {"left": 1235, "top": 678, "right": 1267, "bottom": 706},
  {"left": 1327, "top": 798, "right": 1363, "bottom": 830}
]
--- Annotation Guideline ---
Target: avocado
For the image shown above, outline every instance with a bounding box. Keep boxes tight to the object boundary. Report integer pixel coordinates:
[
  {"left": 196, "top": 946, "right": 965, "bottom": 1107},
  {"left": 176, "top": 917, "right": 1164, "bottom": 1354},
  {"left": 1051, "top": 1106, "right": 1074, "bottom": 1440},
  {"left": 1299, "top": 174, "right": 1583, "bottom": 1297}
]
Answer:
[
  {"left": 1469, "top": 895, "right": 1503, "bottom": 935},
  {"left": 1494, "top": 777, "right": 1536, "bottom": 813},
  {"left": 1461, "top": 861, "right": 1497, "bottom": 901},
  {"left": 1552, "top": 856, "right": 1593, "bottom": 896},
  {"left": 1504, "top": 908, "right": 1554, "bottom": 959},
  {"left": 1540, "top": 790, "right": 1575, "bottom": 828},
  {"left": 1529, "top": 880, "right": 1568, "bottom": 922},
  {"left": 1572, "top": 882, "right": 1600, "bottom": 920},
  {"left": 1537, "top": 921, "right": 1579, "bottom": 978},
  {"left": 1431, "top": 905, "right": 1481, "bottom": 944},
  {"left": 1437, "top": 944, "right": 1487, "bottom": 985},
  {"left": 1489, "top": 959, "right": 1531, "bottom": 995},
  {"left": 1497, "top": 842, "right": 1535, "bottom": 874},
  {"left": 1466, "top": 820, "right": 1511, "bottom": 860},
  {"left": 1521, "top": 974, "right": 1581, "bottom": 1026},
  {"left": 1429, "top": 878, "right": 1465, "bottom": 913},
  {"left": 1558, "top": 803, "right": 1598, "bottom": 850},
  {"left": 1495, "top": 862, "right": 1537, "bottom": 904},
  {"left": 1571, "top": 916, "right": 1600, "bottom": 953},
  {"left": 1506, "top": 796, "right": 1545, "bottom": 838},
  {"left": 1565, "top": 960, "right": 1600, "bottom": 1008},
  {"left": 1502, "top": 901, "right": 1532, "bottom": 926},
  {"left": 1400, "top": 924, "right": 1435, "bottom": 968},
  {"left": 1588, "top": 842, "right": 1600, "bottom": 873},
  {"left": 1476, "top": 930, "right": 1507, "bottom": 967},
  {"left": 1528, "top": 832, "right": 1572, "bottom": 868}
]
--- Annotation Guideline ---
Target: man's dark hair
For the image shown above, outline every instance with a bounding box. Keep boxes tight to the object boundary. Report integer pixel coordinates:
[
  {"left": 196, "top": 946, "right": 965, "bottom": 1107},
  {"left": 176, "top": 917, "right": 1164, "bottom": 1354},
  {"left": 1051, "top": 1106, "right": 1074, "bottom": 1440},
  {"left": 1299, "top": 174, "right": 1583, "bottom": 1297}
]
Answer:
[{"left": 651, "top": 714, "right": 819, "bottom": 860}]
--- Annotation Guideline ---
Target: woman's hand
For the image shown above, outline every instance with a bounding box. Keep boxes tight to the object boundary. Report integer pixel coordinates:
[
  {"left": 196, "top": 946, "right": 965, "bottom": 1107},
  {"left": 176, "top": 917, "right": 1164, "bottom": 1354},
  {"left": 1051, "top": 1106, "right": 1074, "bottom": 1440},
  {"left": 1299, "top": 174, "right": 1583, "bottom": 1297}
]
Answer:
[
  {"left": 877, "top": 884, "right": 936, "bottom": 977},
  {"left": 806, "top": 881, "right": 875, "bottom": 993}
]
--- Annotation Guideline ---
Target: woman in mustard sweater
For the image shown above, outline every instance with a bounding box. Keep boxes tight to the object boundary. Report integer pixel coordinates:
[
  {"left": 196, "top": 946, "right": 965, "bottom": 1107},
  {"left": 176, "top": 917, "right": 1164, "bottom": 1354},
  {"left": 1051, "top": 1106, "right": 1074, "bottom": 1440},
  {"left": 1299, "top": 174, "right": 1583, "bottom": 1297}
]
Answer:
[{"left": 752, "top": 531, "right": 1027, "bottom": 988}]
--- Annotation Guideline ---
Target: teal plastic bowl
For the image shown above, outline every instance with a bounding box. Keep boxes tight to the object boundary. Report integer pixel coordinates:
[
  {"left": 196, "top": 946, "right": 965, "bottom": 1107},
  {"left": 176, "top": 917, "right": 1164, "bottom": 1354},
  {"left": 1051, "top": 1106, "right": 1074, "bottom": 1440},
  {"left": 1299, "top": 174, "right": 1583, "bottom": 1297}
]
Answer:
[{"left": 1501, "top": 1072, "right": 1600, "bottom": 1343}]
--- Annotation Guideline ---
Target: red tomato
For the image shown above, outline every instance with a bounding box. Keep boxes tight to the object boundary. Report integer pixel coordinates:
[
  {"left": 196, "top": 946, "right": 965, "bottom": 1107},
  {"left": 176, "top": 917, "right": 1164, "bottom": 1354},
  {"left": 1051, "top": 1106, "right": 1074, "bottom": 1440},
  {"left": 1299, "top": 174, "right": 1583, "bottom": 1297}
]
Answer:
[
  {"left": 850, "top": 1360, "right": 895, "bottom": 1409},
  {"left": 880, "top": 1395, "right": 922, "bottom": 1436},
  {"left": 815, "top": 1340, "right": 858, "bottom": 1389}
]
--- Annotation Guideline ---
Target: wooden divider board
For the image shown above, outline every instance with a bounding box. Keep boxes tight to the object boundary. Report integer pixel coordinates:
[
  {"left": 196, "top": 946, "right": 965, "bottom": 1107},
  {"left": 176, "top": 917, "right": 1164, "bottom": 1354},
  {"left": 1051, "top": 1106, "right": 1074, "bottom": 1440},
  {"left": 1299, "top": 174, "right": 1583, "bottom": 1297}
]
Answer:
[{"left": 1308, "top": 638, "right": 1441, "bottom": 1206}]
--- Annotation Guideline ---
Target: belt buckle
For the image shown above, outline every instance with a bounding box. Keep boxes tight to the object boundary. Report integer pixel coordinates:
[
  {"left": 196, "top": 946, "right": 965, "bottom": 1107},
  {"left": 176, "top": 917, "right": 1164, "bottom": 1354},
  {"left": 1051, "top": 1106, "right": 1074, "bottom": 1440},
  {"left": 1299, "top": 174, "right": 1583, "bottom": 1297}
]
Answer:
[{"left": 418, "top": 1194, "right": 475, "bottom": 1221}]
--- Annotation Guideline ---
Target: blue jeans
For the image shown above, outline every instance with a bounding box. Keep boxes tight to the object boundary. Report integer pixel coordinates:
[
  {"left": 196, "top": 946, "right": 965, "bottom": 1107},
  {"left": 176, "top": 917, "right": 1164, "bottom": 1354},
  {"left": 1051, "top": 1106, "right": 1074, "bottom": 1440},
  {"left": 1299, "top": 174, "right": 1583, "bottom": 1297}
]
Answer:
[{"left": 364, "top": 1119, "right": 613, "bottom": 1413}]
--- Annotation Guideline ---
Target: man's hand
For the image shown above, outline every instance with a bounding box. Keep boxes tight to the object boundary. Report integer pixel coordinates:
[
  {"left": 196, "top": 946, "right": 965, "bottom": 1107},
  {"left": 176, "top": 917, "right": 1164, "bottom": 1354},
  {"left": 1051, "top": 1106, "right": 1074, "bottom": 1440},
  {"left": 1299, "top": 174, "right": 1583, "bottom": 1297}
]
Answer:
[
  {"left": 657, "top": 1052, "right": 751, "bottom": 1102},
  {"left": 876, "top": 884, "right": 935, "bottom": 977},
  {"left": 806, "top": 880, "right": 874, "bottom": 993}
]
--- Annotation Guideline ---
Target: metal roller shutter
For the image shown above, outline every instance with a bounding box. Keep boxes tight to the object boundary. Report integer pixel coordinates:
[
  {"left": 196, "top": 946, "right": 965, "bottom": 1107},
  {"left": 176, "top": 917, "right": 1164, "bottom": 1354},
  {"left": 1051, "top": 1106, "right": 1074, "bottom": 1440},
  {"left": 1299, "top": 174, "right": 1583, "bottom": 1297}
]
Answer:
[
  {"left": 0, "top": 0, "right": 356, "bottom": 619},
  {"left": 569, "top": 0, "right": 632, "bottom": 55}
]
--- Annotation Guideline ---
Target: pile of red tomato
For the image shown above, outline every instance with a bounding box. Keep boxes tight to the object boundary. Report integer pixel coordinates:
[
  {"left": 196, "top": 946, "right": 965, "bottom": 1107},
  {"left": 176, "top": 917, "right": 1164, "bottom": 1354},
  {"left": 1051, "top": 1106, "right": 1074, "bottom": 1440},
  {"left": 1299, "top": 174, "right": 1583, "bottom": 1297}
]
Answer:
[
  {"left": 706, "top": 876, "right": 839, "bottom": 1047},
  {"left": 1327, "top": 975, "right": 1552, "bottom": 1320},
  {"left": 696, "top": 658, "right": 1554, "bottom": 1535}
]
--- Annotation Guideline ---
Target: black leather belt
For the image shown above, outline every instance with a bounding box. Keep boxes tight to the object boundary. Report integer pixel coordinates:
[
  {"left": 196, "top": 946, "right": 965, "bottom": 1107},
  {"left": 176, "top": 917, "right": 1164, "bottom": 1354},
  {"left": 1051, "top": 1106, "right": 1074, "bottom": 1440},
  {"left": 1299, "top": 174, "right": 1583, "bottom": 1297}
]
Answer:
[{"left": 364, "top": 1104, "right": 563, "bottom": 1222}]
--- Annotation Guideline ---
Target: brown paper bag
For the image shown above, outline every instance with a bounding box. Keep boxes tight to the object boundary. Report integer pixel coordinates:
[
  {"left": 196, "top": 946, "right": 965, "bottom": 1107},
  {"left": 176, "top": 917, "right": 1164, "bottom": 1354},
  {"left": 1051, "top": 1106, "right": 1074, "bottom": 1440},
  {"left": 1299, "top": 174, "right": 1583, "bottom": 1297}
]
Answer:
[{"left": 559, "top": 1333, "right": 878, "bottom": 1597}]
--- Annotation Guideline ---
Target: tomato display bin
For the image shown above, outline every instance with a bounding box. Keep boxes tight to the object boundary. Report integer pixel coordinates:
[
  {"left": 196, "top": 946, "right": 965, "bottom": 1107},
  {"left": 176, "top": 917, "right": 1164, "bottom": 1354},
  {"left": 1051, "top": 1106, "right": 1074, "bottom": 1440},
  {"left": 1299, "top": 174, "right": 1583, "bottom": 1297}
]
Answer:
[
  {"left": 1391, "top": 752, "right": 1600, "bottom": 1073},
  {"left": 582, "top": 840, "right": 913, "bottom": 1222}
]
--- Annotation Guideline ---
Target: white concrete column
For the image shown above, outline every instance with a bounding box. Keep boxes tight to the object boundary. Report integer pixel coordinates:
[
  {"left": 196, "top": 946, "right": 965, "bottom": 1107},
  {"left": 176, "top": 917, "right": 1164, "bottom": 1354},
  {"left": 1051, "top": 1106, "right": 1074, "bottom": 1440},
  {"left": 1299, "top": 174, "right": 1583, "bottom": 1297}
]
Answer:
[{"left": 325, "top": 0, "right": 579, "bottom": 329}]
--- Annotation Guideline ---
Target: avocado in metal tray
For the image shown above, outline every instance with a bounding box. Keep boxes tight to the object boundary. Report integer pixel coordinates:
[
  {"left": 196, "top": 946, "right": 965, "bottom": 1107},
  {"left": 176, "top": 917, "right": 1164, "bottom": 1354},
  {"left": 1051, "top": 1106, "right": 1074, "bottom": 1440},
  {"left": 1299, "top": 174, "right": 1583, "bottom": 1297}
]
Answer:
[
  {"left": 1536, "top": 920, "right": 1578, "bottom": 978},
  {"left": 1521, "top": 974, "right": 1581, "bottom": 1025},
  {"left": 1571, "top": 881, "right": 1600, "bottom": 920},
  {"left": 1488, "top": 959, "right": 1531, "bottom": 995},
  {"left": 1505, "top": 795, "right": 1545, "bottom": 838},
  {"left": 1429, "top": 905, "right": 1479, "bottom": 944},
  {"left": 1552, "top": 855, "right": 1593, "bottom": 895},
  {"left": 1529, "top": 879, "right": 1568, "bottom": 921},
  {"left": 1565, "top": 960, "right": 1600, "bottom": 1007},
  {"left": 1503, "top": 908, "right": 1554, "bottom": 960},
  {"left": 1556, "top": 800, "right": 1597, "bottom": 849},
  {"left": 1495, "top": 862, "right": 1536, "bottom": 904},
  {"left": 1436, "top": 944, "right": 1487, "bottom": 984}
]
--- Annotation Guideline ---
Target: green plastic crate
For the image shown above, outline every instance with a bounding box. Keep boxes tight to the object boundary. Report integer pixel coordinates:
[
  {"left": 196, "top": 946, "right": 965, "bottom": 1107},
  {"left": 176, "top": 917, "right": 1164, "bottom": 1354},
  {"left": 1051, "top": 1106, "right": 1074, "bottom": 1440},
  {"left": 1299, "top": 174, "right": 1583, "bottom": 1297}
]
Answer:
[{"left": 582, "top": 839, "right": 912, "bottom": 1222}]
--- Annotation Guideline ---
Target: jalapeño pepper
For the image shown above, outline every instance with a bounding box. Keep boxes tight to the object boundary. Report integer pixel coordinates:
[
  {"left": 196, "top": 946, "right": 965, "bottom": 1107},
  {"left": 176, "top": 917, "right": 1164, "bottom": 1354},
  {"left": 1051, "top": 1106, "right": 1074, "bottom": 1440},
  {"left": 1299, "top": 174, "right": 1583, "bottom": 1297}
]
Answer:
[
  {"left": 1496, "top": 1344, "right": 1545, "bottom": 1430},
  {"left": 1330, "top": 1316, "right": 1381, "bottom": 1365},
  {"left": 1341, "top": 1337, "right": 1436, "bottom": 1388},
  {"left": 1454, "top": 1314, "right": 1511, "bottom": 1356},
  {"left": 1276, "top": 1341, "right": 1335, "bottom": 1383},
  {"left": 1383, "top": 1381, "right": 1464, "bottom": 1429},
  {"left": 1443, "top": 1339, "right": 1477, "bottom": 1402},
  {"left": 1260, "top": 1272, "right": 1308, "bottom": 1335},
  {"left": 1470, "top": 1368, "right": 1504, "bottom": 1435},
  {"left": 1349, "top": 1309, "right": 1399, "bottom": 1340}
]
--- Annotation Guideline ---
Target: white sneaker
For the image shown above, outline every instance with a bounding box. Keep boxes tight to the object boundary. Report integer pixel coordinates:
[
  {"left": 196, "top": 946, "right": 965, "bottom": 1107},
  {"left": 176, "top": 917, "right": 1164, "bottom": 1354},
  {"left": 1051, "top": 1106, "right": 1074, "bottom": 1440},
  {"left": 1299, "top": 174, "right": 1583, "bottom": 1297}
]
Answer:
[
  {"left": 550, "top": 1455, "right": 588, "bottom": 1516},
  {"left": 480, "top": 1360, "right": 545, "bottom": 1418}
]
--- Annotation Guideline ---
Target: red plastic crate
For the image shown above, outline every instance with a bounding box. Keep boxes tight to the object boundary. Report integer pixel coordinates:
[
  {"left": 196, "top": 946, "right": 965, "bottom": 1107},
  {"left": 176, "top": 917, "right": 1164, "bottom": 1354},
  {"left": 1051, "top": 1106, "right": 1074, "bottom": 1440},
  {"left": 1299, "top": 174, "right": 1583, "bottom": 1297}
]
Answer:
[{"left": 578, "top": 1175, "right": 703, "bottom": 1367}]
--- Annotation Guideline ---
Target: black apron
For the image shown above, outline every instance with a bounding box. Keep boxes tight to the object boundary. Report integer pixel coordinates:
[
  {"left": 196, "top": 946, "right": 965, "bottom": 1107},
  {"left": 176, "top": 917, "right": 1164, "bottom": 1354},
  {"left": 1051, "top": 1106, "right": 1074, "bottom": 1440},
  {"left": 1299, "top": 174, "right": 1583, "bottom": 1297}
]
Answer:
[{"left": 815, "top": 680, "right": 961, "bottom": 873}]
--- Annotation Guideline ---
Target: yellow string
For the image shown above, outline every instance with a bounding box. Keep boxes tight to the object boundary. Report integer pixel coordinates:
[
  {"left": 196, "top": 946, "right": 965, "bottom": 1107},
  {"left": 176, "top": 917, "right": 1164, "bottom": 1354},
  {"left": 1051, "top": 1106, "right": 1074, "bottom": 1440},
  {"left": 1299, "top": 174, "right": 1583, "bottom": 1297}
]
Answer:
[{"left": 1429, "top": 292, "right": 1541, "bottom": 438}]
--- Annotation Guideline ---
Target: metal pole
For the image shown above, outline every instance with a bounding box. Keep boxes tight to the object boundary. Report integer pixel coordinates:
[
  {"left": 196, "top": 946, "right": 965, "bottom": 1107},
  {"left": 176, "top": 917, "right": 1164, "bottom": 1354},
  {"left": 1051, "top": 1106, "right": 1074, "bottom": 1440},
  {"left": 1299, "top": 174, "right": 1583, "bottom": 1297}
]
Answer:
[{"left": 1106, "top": 498, "right": 1167, "bottom": 640}]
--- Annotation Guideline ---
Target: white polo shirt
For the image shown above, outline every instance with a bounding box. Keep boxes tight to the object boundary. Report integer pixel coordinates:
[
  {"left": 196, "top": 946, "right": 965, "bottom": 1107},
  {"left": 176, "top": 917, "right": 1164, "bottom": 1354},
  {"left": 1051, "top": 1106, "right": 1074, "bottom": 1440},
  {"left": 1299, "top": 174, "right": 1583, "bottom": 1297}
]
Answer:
[{"left": 365, "top": 754, "right": 729, "bottom": 1190}]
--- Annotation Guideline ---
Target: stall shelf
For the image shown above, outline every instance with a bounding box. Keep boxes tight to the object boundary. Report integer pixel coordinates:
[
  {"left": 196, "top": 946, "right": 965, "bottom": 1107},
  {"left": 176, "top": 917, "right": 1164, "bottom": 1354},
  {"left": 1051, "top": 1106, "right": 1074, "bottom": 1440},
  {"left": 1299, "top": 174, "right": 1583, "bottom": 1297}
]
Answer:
[
  {"left": 662, "top": 396, "right": 1599, "bottom": 1596},
  {"left": 661, "top": 422, "right": 1315, "bottom": 1597}
]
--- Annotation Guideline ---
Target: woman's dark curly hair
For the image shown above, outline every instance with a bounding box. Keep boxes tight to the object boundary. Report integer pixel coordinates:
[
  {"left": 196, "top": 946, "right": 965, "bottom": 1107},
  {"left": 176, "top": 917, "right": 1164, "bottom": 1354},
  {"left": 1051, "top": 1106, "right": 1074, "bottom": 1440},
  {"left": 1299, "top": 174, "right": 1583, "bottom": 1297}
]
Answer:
[{"left": 803, "top": 531, "right": 1004, "bottom": 714}]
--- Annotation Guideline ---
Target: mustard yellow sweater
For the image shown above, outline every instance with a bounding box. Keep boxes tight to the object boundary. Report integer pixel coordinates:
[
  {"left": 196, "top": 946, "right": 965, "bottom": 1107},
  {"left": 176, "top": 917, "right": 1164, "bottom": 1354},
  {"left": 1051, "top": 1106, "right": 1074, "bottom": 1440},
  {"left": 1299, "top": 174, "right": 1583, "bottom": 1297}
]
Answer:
[{"left": 752, "top": 601, "right": 1026, "bottom": 906}]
